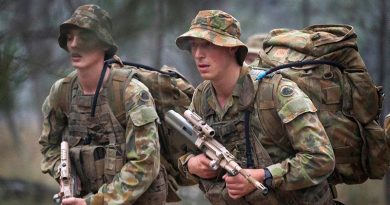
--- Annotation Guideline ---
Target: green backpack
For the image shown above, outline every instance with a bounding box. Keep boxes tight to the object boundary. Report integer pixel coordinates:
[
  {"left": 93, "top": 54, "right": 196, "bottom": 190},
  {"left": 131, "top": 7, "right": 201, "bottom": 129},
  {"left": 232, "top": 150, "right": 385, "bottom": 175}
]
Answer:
[
  {"left": 58, "top": 61, "right": 196, "bottom": 201},
  {"left": 254, "top": 24, "right": 390, "bottom": 185}
]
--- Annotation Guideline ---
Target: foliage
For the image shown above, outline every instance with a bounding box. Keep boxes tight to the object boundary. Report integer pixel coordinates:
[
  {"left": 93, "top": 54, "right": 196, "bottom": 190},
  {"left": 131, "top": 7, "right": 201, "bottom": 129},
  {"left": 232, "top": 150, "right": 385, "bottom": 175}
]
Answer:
[{"left": 0, "top": 39, "right": 23, "bottom": 110}]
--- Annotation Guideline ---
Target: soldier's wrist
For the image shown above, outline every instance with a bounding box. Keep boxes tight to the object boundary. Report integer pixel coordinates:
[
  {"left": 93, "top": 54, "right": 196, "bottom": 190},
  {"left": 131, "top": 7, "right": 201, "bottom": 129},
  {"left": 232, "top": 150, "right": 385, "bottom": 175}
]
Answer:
[
  {"left": 183, "top": 154, "right": 195, "bottom": 175},
  {"left": 263, "top": 168, "right": 273, "bottom": 189},
  {"left": 178, "top": 153, "right": 198, "bottom": 181}
]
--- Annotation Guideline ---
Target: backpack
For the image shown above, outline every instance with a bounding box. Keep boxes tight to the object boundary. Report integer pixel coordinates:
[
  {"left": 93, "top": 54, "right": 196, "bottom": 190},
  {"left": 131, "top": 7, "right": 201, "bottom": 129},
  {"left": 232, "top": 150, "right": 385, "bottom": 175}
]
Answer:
[
  {"left": 58, "top": 61, "right": 197, "bottom": 201},
  {"left": 254, "top": 24, "right": 390, "bottom": 185}
]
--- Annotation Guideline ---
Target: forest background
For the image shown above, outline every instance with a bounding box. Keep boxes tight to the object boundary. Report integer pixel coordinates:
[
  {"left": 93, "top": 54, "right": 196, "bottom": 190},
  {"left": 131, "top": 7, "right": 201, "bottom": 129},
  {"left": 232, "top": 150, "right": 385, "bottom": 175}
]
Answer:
[{"left": 0, "top": 0, "right": 389, "bottom": 204}]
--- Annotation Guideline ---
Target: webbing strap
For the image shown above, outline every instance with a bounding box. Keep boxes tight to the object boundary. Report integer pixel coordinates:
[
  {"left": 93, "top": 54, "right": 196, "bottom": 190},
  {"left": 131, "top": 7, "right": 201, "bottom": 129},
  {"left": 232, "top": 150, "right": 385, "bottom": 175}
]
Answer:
[
  {"left": 255, "top": 59, "right": 346, "bottom": 81},
  {"left": 91, "top": 61, "right": 109, "bottom": 117},
  {"left": 244, "top": 110, "right": 254, "bottom": 168},
  {"left": 109, "top": 68, "right": 135, "bottom": 128},
  {"left": 58, "top": 71, "right": 77, "bottom": 116}
]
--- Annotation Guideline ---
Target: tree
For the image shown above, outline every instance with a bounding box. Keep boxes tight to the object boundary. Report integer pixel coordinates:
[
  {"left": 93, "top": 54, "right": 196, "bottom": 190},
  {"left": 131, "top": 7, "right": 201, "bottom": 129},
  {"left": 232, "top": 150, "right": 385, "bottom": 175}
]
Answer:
[{"left": 0, "top": 39, "right": 25, "bottom": 150}]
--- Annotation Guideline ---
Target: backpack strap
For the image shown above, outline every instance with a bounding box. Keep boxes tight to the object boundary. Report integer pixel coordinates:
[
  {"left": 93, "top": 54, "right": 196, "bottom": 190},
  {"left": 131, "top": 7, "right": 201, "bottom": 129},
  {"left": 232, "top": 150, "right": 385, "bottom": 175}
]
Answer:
[
  {"left": 244, "top": 109, "right": 255, "bottom": 168},
  {"left": 249, "top": 69, "right": 291, "bottom": 153},
  {"left": 107, "top": 67, "right": 136, "bottom": 128},
  {"left": 58, "top": 70, "right": 78, "bottom": 118}
]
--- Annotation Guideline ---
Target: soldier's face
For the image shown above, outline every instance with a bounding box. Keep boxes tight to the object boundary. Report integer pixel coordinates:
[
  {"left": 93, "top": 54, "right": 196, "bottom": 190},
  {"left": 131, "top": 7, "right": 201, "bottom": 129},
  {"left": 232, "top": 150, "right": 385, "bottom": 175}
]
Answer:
[
  {"left": 66, "top": 28, "right": 107, "bottom": 69},
  {"left": 190, "top": 38, "right": 237, "bottom": 81}
]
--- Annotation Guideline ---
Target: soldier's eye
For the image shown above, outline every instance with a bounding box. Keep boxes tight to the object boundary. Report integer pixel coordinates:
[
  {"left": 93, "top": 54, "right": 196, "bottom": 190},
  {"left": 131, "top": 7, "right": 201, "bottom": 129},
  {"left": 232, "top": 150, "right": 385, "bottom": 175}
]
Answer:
[
  {"left": 203, "top": 42, "right": 212, "bottom": 49},
  {"left": 66, "top": 34, "right": 74, "bottom": 41}
]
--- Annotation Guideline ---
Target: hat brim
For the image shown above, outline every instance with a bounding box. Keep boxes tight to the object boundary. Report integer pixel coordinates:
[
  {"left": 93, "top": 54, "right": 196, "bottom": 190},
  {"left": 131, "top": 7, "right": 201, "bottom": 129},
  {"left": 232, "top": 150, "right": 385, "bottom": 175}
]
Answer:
[{"left": 176, "top": 28, "right": 248, "bottom": 65}]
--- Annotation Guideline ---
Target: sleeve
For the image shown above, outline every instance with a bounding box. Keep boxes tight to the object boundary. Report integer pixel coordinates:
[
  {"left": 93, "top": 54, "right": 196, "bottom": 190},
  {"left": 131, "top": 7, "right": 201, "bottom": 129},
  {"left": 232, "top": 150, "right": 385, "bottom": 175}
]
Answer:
[
  {"left": 38, "top": 79, "right": 67, "bottom": 180},
  {"left": 266, "top": 78, "right": 335, "bottom": 190},
  {"left": 86, "top": 78, "right": 160, "bottom": 205}
]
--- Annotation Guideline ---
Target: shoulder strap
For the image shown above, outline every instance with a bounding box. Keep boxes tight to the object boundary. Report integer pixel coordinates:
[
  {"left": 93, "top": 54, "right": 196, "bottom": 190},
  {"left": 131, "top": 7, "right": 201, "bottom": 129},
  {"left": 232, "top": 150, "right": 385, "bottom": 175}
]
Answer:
[
  {"left": 107, "top": 68, "right": 136, "bottom": 128},
  {"left": 250, "top": 71, "right": 291, "bottom": 152},
  {"left": 58, "top": 70, "right": 78, "bottom": 115}
]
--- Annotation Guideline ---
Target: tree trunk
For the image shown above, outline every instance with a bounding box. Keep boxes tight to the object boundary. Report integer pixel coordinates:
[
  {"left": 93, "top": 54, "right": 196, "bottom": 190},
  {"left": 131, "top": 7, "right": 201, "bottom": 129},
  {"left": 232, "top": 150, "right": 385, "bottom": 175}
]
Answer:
[{"left": 4, "top": 109, "right": 21, "bottom": 150}]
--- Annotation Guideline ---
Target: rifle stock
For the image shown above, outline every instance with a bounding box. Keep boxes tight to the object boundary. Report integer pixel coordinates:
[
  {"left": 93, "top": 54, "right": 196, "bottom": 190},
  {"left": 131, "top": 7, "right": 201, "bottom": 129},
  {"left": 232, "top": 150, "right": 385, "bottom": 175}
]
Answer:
[{"left": 165, "top": 110, "right": 268, "bottom": 195}]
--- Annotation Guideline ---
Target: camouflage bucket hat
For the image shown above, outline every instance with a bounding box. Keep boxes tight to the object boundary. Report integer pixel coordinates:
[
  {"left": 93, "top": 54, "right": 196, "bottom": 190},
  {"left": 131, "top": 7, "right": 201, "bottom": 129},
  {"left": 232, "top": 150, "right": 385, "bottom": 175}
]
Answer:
[
  {"left": 246, "top": 33, "right": 268, "bottom": 54},
  {"left": 58, "top": 4, "right": 117, "bottom": 58},
  {"left": 176, "top": 10, "right": 248, "bottom": 65}
]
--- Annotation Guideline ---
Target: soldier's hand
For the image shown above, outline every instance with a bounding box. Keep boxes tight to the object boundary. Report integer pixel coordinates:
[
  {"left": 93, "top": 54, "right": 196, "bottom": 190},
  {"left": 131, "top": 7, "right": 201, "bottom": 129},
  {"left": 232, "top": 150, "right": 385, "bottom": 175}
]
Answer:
[
  {"left": 187, "top": 153, "right": 218, "bottom": 179},
  {"left": 61, "top": 197, "right": 87, "bottom": 205},
  {"left": 223, "top": 168, "right": 265, "bottom": 199}
]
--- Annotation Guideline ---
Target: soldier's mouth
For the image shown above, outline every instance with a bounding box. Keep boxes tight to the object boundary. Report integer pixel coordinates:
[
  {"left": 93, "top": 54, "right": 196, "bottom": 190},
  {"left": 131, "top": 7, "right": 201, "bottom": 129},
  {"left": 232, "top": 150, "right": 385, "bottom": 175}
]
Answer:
[
  {"left": 70, "top": 52, "right": 82, "bottom": 62},
  {"left": 71, "top": 53, "right": 82, "bottom": 57},
  {"left": 197, "top": 64, "right": 209, "bottom": 73},
  {"left": 198, "top": 64, "right": 209, "bottom": 69}
]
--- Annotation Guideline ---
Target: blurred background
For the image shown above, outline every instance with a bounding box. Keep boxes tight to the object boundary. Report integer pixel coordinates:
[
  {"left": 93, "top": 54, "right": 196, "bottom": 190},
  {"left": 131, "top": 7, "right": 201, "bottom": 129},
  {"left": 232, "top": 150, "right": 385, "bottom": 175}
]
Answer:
[{"left": 0, "top": 0, "right": 389, "bottom": 204}]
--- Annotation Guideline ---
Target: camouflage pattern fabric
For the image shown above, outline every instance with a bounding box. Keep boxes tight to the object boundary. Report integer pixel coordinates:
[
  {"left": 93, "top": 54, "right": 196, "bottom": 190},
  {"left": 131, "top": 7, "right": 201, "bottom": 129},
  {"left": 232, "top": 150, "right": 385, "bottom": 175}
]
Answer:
[
  {"left": 111, "top": 63, "right": 197, "bottom": 201},
  {"left": 56, "top": 62, "right": 196, "bottom": 202},
  {"left": 244, "top": 33, "right": 268, "bottom": 66},
  {"left": 385, "top": 114, "right": 390, "bottom": 148},
  {"left": 39, "top": 69, "right": 161, "bottom": 204},
  {"left": 257, "top": 24, "right": 389, "bottom": 184},
  {"left": 246, "top": 33, "right": 268, "bottom": 55},
  {"left": 183, "top": 66, "right": 335, "bottom": 204},
  {"left": 58, "top": 4, "right": 117, "bottom": 58},
  {"left": 176, "top": 10, "right": 248, "bottom": 66}
]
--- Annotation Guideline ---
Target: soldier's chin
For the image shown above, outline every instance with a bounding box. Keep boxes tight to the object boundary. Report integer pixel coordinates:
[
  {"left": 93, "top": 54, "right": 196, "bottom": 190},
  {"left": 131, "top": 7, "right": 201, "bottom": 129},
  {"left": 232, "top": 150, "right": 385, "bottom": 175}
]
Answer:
[
  {"left": 199, "top": 73, "right": 213, "bottom": 80},
  {"left": 71, "top": 61, "right": 85, "bottom": 69}
]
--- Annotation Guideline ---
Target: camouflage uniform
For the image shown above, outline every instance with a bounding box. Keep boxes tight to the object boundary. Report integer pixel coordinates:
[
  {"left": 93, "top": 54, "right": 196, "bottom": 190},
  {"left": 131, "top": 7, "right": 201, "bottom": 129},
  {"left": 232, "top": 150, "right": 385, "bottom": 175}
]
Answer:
[
  {"left": 246, "top": 33, "right": 267, "bottom": 55},
  {"left": 39, "top": 4, "right": 166, "bottom": 205},
  {"left": 245, "top": 33, "right": 268, "bottom": 66},
  {"left": 385, "top": 114, "right": 390, "bottom": 148},
  {"left": 176, "top": 10, "right": 335, "bottom": 205}
]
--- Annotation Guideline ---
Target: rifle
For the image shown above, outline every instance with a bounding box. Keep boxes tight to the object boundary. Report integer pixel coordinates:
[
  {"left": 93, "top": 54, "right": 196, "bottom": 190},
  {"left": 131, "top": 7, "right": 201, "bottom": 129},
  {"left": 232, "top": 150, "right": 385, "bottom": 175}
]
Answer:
[
  {"left": 53, "top": 141, "right": 79, "bottom": 204},
  {"left": 165, "top": 110, "right": 268, "bottom": 195}
]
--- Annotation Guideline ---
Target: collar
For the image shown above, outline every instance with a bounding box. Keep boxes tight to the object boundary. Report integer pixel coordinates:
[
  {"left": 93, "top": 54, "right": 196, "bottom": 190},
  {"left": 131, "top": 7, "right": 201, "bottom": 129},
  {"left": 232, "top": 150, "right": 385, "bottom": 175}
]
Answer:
[{"left": 235, "top": 66, "right": 255, "bottom": 111}]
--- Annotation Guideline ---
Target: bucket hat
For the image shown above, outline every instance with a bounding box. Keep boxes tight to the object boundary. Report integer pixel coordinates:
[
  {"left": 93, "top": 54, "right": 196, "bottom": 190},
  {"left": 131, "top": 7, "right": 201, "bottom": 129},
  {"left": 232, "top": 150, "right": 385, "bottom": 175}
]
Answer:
[
  {"left": 58, "top": 4, "right": 117, "bottom": 58},
  {"left": 176, "top": 10, "right": 248, "bottom": 65}
]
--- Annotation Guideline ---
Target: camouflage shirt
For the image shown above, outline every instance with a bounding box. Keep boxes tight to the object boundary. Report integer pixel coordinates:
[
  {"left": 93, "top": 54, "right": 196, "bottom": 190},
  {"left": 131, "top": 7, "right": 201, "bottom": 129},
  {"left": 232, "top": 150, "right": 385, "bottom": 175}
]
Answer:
[
  {"left": 189, "top": 66, "right": 335, "bottom": 191},
  {"left": 39, "top": 69, "right": 160, "bottom": 204}
]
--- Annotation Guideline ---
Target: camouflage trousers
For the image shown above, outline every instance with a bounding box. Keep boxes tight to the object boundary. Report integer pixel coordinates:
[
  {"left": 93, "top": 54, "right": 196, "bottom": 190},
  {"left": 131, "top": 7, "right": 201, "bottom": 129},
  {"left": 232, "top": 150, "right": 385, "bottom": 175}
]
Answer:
[
  {"left": 198, "top": 179, "right": 334, "bottom": 205},
  {"left": 135, "top": 166, "right": 168, "bottom": 205}
]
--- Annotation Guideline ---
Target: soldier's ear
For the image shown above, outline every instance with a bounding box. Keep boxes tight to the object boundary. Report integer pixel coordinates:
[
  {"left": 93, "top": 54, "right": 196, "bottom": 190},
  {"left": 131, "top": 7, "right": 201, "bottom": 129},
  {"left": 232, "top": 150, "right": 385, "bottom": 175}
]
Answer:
[{"left": 102, "top": 44, "right": 110, "bottom": 53}]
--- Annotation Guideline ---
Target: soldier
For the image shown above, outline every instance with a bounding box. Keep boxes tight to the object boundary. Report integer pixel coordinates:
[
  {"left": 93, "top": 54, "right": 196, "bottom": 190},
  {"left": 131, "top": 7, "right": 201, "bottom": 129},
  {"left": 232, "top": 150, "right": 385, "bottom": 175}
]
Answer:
[
  {"left": 175, "top": 10, "right": 336, "bottom": 204},
  {"left": 244, "top": 33, "right": 267, "bottom": 65},
  {"left": 39, "top": 4, "right": 166, "bottom": 205}
]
